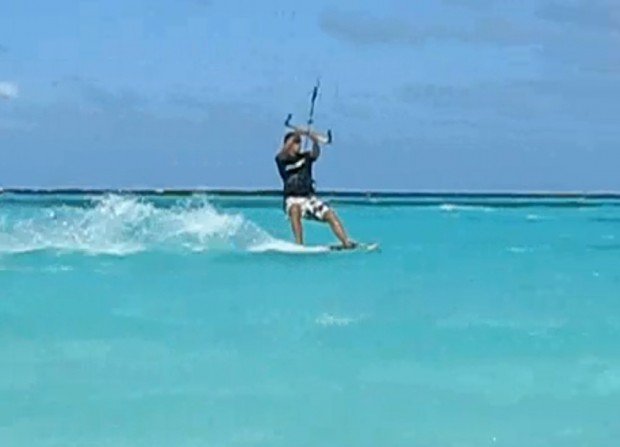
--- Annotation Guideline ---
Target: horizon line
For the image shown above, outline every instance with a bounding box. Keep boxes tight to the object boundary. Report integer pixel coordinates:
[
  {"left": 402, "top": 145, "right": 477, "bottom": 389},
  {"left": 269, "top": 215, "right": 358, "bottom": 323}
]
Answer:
[{"left": 2, "top": 187, "right": 620, "bottom": 199}]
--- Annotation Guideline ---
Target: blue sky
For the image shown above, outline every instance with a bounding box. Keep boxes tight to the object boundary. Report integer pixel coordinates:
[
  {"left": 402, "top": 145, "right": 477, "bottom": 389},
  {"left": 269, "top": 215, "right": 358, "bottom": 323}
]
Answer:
[{"left": 1, "top": 0, "right": 619, "bottom": 191}]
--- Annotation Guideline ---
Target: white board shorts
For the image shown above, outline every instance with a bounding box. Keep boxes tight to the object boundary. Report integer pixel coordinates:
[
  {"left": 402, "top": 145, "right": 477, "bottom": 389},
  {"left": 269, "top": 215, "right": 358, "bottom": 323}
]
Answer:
[{"left": 285, "top": 196, "right": 331, "bottom": 221}]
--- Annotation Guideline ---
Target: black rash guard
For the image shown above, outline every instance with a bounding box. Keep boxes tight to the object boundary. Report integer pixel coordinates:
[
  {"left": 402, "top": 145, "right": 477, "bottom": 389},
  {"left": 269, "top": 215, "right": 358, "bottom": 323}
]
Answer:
[{"left": 275, "top": 151, "right": 317, "bottom": 197}]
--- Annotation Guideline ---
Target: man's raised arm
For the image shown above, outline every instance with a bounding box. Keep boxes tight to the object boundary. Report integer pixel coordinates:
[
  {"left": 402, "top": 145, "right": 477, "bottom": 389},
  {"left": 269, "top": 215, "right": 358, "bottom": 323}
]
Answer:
[{"left": 306, "top": 132, "right": 322, "bottom": 160}]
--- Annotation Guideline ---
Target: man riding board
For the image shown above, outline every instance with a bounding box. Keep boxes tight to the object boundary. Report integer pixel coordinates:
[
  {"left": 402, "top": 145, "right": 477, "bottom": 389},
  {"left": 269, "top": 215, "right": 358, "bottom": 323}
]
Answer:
[{"left": 275, "top": 129, "right": 356, "bottom": 249}]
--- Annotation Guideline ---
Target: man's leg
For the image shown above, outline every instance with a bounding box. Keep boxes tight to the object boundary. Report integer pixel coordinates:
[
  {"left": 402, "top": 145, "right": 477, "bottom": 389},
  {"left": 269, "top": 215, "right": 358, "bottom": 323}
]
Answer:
[
  {"left": 289, "top": 204, "right": 304, "bottom": 244},
  {"left": 324, "top": 210, "right": 354, "bottom": 248}
]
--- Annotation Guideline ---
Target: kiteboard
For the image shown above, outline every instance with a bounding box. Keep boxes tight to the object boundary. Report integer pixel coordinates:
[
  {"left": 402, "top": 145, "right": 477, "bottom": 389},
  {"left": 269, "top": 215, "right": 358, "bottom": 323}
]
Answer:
[{"left": 249, "top": 241, "right": 380, "bottom": 254}]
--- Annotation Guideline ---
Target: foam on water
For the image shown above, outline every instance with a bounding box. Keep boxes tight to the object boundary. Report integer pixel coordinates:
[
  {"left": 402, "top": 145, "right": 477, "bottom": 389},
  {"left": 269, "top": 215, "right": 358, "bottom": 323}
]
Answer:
[
  {"left": 507, "top": 246, "right": 533, "bottom": 254},
  {"left": 315, "top": 313, "right": 361, "bottom": 327},
  {"left": 248, "top": 241, "right": 330, "bottom": 254},
  {"left": 0, "top": 195, "right": 278, "bottom": 255},
  {"left": 439, "top": 203, "right": 494, "bottom": 213}
]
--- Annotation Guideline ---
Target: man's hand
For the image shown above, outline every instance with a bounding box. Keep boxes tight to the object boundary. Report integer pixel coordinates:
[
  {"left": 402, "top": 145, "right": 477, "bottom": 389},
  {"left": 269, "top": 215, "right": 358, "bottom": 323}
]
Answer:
[{"left": 307, "top": 134, "right": 321, "bottom": 160}]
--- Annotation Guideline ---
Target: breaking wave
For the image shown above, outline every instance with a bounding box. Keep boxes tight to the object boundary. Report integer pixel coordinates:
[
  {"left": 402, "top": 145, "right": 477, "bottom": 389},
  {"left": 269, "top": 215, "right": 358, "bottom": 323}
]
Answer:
[{"left": 0, "top": 195, "right": 280, "bottom": 255}]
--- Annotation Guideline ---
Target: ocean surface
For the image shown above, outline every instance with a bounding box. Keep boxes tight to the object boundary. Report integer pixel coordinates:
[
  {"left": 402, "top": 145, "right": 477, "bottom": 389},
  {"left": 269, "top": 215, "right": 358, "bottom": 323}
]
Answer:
[{"left": 1, "top": 192, "right": 619, "bottom": 447}]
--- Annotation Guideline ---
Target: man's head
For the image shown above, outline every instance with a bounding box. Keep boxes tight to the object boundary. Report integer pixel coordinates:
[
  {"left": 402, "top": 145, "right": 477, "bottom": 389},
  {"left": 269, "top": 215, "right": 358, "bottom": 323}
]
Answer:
[{"left": 283, "top": 131, "right": 302, "bottom": 153}]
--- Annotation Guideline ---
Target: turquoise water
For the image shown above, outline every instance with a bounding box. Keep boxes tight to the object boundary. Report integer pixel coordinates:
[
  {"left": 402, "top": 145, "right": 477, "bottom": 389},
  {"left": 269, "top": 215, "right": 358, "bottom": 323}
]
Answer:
[{"left": 1, "top": 193, "right": 619, "bottom": 447}]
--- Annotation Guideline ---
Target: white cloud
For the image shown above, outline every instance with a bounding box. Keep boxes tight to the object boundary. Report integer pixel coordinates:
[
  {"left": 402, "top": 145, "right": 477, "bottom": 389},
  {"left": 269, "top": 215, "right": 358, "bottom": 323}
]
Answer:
[{"left": 0, "top": 82, "right": 18, "bottom": 100}]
